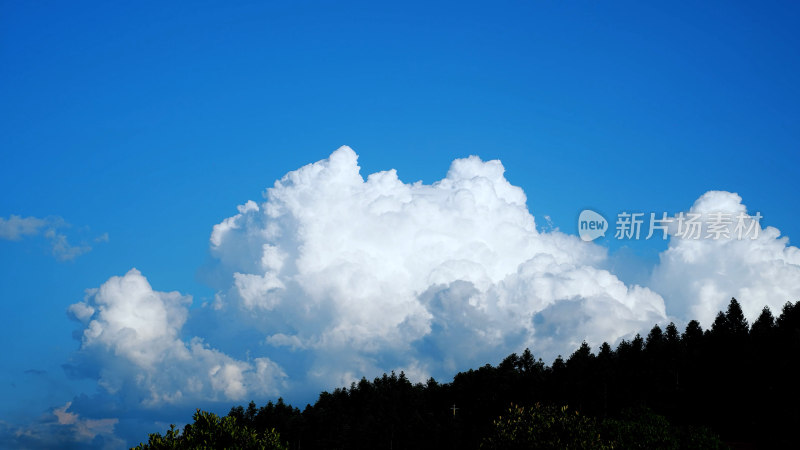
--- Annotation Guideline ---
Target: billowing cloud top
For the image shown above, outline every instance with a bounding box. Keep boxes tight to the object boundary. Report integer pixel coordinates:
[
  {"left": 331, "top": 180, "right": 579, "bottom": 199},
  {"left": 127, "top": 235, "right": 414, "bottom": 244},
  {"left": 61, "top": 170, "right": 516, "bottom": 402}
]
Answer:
[{"left": 207, "top": 146, "right": 666, "bottom": 386}]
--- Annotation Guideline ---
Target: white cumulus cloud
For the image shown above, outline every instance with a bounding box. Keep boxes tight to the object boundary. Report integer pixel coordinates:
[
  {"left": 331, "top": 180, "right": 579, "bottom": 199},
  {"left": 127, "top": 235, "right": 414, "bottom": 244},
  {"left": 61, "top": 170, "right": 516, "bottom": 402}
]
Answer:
[
  {"left": 650, "top": 190, "right": 800, "bottom": 327},
  {"left": 209, "top": 146, "right": 667, "bottom": 386},
  {"left": 68, "top": 269, "right": 286, "bottom": 406}
]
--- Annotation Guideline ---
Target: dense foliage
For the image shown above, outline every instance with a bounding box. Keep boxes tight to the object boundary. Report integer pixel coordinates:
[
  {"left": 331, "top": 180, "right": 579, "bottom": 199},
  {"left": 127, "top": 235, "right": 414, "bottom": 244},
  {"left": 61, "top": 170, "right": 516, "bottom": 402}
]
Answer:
[
  {"left": 133, "top": 409, "right": 287, "bottom": 450},
  {"left": 136, "top": 298, "right": 800, "bottom": 449},
  {"left": 481, "top": 404, "right": 722, "bottom": 449},
  {"left": 481, "top": 403, "right": 613, "bottom": 449}
]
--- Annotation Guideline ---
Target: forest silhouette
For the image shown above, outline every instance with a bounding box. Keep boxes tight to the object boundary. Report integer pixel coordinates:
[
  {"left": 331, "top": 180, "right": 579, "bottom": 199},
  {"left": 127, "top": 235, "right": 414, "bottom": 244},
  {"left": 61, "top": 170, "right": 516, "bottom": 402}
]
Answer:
[{"left": 136, "top": 298, "right": 800, "bottom": 449}]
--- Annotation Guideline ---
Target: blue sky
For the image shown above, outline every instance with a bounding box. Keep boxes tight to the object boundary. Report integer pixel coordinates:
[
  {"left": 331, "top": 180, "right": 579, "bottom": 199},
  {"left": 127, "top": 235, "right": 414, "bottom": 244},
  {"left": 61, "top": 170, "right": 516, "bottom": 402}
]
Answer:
[{"left": 2, "top": 0, "right": 800, "bottom": 447}]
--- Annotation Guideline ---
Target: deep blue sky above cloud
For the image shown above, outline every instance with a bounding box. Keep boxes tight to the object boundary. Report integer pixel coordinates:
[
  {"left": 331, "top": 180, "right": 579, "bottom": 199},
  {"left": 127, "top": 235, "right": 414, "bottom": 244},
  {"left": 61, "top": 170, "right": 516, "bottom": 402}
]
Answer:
[{"left": 2, "top": 0, "right": 800, "bottom": 447}]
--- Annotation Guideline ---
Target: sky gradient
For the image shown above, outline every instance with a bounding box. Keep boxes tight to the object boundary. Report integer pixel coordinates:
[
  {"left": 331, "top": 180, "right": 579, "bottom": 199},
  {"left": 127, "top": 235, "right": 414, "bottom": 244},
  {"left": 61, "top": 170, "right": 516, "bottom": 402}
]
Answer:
[{"left": 2, "top": 1, "right": 800, "bottom": 448}]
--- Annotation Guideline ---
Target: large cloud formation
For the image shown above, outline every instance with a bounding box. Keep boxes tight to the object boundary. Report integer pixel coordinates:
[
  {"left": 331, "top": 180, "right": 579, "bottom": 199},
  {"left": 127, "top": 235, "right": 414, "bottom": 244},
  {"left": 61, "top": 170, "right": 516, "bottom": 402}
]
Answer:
[
  {"left": 651, "top": 190, "right": 800, "bottom": 327},
  {"left": 208, "top": 146, "right": 666, "bottom": 387},
  {"left": 60, "top": 147, "right": 800, "bottom": 448}
]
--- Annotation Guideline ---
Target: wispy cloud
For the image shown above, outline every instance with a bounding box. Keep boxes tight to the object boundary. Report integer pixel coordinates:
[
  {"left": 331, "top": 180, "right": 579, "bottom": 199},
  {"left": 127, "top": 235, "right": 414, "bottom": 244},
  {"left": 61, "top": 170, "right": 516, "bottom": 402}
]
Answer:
[
  {"left": 0, "top": 402, "right": 122, "bottom": 450},
  {"left": 0, "top": 215, "right": 47, "bottom": 240},
  {"left": 0, "top": 215, "right": 106, "bottom": 261},
  {"left": 44, "top": 229, "right": 92, "bottom": 261}
]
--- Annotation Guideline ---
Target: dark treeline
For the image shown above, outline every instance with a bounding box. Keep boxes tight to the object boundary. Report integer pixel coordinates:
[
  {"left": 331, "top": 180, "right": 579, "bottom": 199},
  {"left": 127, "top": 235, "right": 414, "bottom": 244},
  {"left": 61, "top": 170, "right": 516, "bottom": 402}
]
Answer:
[{"left": 138, "top": 298, "right": 800, "bottom": 449}]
